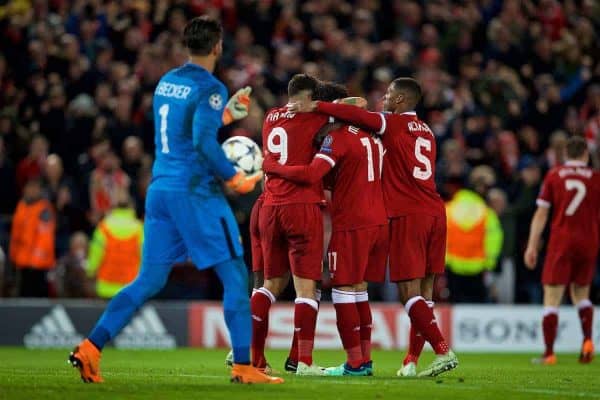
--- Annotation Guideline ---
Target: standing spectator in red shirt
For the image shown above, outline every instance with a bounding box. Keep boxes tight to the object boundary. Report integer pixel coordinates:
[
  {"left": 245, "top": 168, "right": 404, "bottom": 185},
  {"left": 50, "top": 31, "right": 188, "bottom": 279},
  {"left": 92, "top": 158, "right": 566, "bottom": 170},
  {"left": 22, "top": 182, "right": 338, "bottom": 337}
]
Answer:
[
  {"left": 16, "top": 135, "right": 48, "bottom": 193},
  {"left": 89, "top": 150, "right": 130, "bottom": 224}
]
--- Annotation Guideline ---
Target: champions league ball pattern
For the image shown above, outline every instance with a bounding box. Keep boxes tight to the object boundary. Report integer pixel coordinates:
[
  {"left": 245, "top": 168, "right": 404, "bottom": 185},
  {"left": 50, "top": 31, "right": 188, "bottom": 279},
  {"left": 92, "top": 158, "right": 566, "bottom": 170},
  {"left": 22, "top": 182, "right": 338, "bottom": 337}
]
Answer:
[{"left": 222, "top": 136, "right": 263, "bottom": 175}]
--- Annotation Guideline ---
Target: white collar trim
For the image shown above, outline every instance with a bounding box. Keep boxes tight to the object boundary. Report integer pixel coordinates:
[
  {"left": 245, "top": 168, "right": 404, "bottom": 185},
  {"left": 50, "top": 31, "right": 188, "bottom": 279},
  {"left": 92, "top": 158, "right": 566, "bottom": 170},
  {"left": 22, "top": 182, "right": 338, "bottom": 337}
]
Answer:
[
  {"left": 565, "top": 160, "right": 587, "bottom": 167},
  {"left": 400, "top": 111, "right": 417, "bottom": 116}
]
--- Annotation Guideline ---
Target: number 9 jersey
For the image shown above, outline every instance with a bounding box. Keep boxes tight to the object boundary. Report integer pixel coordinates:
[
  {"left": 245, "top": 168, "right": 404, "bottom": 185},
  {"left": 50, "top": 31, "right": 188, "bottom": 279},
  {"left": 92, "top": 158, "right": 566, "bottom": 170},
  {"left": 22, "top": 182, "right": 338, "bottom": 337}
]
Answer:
[
  {"left": 537, "top": 161, "right": 600, "bottom": 285},
  {"left": 261, "top": 107, "right": 329, "bottom": 206}
]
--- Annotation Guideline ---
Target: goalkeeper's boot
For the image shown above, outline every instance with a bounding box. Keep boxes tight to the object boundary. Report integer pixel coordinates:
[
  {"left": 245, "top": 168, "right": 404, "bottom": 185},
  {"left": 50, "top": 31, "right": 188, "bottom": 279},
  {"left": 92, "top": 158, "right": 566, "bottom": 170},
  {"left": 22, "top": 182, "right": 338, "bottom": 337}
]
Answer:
[
  {"left": 324, "top": 363, "right": 370, "bottom": 377},
  {"left": 531, "top": 354, "right": 557, "bottom": 365},
  {"left": 397, "top": 362, "right": 417, "bottom": 377},
  {"left": 417, "top": 350, "right": 458, "bottom": 377},
  {"left": 68, "top": 339, "right": 104, "bottom": 383},
  {"left": 225, "top": 350, "right": 234, "bottom": 368},
  {"left": 230, "top": 364, "right": 284, "bottom": 384},
  {"left": 579, "top": 339, "right": 594, "bottom": 364},
  {"left": 362, "top": 360, "right": 374, "bottom": 376},
  {"left": 284, "top": 357, "right": 298, "bottom": 373},
  {"left": 296, "top": 362, "right": 326, "bottom": 376}
]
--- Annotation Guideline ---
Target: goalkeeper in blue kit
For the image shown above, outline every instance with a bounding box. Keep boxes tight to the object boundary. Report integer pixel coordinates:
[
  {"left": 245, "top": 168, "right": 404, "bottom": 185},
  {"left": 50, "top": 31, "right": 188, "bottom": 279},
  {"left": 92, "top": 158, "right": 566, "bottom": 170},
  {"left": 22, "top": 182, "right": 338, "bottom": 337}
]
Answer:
[{"left": 69, "top": 16, "right": 283, "bottom": 385}]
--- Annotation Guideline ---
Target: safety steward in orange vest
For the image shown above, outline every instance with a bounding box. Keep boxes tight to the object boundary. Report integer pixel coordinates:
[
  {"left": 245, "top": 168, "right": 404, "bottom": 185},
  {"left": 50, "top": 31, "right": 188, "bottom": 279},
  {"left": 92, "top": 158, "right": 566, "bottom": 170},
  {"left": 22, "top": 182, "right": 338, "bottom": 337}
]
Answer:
[
  {"left": 10, "top": 178, "right": 56, "bottom": 297},
  {"left": 87, "top": 194, "right": 143, "bottom": 299},
  {"left": 445, "top": 166, "right": 503, "bottom": 302}
]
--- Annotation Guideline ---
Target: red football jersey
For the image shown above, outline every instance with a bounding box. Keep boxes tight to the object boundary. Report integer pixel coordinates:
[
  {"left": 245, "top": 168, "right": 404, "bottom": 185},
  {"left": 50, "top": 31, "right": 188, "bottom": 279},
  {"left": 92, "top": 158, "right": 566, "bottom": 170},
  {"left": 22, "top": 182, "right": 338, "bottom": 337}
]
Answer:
[
  {"left": 315, "top": 103, "right": 445, "bottom": 218},
  {"left": 261, "top": 107, "right": 328, "bottom": 206},
  {"left": 380, "top": 112, "right": 444, "bottom": 217},
  {"left": 537, "top": 160, "right": 600, "bottom": 250},
  {"left": 317, "top": 125, "right": 388, "bottom": 231}
]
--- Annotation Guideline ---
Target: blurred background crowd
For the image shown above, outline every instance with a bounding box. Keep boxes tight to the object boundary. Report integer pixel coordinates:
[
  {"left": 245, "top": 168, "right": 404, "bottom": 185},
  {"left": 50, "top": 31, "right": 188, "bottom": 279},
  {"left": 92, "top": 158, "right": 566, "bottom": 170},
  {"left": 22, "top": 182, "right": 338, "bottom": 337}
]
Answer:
[{"left": 0, "top": 0, "right": 599, "bottom": 304}]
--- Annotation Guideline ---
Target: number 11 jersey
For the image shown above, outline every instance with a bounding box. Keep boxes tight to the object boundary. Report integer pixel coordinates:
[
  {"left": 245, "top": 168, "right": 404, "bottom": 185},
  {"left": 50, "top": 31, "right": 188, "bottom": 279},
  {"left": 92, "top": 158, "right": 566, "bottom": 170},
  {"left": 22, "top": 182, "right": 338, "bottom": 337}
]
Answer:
[{"left": 261, "top": 107, "right": 328, "bottom": 206}]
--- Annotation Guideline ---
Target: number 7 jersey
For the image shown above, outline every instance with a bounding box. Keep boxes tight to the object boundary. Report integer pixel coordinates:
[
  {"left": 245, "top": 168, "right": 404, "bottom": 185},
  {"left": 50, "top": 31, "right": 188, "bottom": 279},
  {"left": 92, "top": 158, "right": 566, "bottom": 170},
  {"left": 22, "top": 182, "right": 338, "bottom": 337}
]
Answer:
[
  {"left": 537, "top": 161, "right": 600, "bottom": 249},
  {"left": 262, "top": 107, "right": 329, "bottom": 206}
]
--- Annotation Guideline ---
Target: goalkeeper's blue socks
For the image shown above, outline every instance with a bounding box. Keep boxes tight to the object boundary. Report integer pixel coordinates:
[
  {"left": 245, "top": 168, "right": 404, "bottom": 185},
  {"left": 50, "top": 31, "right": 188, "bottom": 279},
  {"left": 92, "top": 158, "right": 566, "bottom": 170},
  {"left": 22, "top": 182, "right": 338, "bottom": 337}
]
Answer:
[
  {"left": 225, "top": 309, "right": 251, "bottom": 365},
  {"left": 214, "top": 258, "right": 252, "bottom": 365},
  {"left": 88, "top": 291, "right": 138, "bottom": 350}
]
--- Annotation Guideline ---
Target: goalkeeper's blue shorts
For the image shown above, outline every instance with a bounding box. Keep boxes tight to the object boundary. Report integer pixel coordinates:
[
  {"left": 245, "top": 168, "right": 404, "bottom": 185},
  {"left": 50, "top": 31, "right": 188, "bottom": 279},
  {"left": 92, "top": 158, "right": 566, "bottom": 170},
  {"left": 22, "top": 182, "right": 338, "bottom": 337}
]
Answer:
[{"left": 142, "top": 186, "right": 244, "bottom": 269}]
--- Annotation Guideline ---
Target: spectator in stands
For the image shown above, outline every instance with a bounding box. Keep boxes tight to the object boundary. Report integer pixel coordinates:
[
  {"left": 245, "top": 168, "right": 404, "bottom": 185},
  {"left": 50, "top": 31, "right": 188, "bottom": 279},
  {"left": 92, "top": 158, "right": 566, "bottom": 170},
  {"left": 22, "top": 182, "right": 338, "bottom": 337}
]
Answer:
[
  {"left": 89, "top": 149, "right": 130, "bottom": 224},
  {"left": 445, "top": 166, "right": 504, "bottom": 303},
  {"left": 121, "top": 136, "right": 151, "bottom": 190},
  {"left": 0, "top": 247, "right": 5, "bottom": 297},
  {"left": 436, "top": 139, "right": 471, "bottom": 200},
  {"left": 0, "top": 136, "right": 16, "bottom": 215},
  {"left": 87, "top": 190, "right": 142, "bottom": 299},
  {"left": 51, "top": 231, "right": 92, "bottom": 298},
  {"left": 9, "top": 178, "right": 56, "bottom": 297},
  {"left": 15, "top": 135, "right": 48, "bottom": 194},
  {"left": 511, "top": 156, "right": 544, "bottom": 303},
  {"left": 43, "top": 153, "right": 86, "bottom": 256}
]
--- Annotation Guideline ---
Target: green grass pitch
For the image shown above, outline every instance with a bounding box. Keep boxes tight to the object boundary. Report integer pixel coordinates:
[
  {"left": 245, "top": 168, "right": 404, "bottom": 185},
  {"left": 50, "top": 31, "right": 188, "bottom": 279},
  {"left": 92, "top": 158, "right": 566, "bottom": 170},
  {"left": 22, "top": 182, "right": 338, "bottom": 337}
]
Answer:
[{"left": 0, "top": 348, "right": 598, "bottom": 400}]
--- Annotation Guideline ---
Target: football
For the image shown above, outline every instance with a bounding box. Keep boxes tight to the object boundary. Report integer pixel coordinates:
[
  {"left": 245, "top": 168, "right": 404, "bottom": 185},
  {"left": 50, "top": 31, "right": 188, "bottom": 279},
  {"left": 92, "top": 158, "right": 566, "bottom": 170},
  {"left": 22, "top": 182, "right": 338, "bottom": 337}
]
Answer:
[{"left": 221, "top": 136, "right": 263, "bottom": 175}]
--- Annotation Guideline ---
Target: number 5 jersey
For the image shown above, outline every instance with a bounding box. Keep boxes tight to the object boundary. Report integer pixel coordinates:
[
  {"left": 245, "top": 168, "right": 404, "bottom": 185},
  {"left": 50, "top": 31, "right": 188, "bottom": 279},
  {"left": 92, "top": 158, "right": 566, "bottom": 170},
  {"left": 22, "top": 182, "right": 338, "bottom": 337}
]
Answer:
[{"left": 314, "top": 102, "right": 445, "bottom": 218}]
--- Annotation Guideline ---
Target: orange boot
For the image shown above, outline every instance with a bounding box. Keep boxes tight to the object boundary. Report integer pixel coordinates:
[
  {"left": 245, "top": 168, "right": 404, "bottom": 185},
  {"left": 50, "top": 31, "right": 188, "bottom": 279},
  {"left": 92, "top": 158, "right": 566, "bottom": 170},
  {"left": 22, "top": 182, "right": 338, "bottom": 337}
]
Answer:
[
  {"left": 231, "top": 364, "right": 284, "bottom": 384},
  {"left": 69, "top": 339, "right": 104, "bottom": 383},
  {"left": 579, "top": 339, "right": 594, "bottom": 364},
  {"left": 532, "top": 354, "right": 557, "bottom": 365}
]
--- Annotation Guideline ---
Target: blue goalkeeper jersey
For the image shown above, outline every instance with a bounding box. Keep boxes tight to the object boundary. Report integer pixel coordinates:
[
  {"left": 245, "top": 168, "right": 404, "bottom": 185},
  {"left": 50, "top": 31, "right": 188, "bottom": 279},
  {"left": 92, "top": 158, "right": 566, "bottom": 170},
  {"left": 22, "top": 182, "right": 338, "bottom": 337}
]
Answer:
[{"left": 151, "top": 63, "right": 237, "bottom": 196}]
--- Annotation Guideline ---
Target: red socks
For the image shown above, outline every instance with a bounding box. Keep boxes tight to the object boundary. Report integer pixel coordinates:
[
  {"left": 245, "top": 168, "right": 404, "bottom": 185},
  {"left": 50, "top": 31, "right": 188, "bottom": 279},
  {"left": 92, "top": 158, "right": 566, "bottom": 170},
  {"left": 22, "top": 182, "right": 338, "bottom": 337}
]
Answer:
[
  {"left": 295, "top": 297, "right": 319, "bottom": 366},
  {"left": 405, "top": 323, "right": 426, "bottom": 365},
  {"left": 288, "top": 290, "right": 320, "bottom": 363},
  {"left": 404, "top": 300, "right": 431, "bottom": 365},
  {"left": 355, "top": 291, "right": 372, "bottom": 363},
  {"left": 288, "top": 330, "right": 298, "bottom": 362},
  {"left": 542, "top": 307, "right": 558, "bottom": 357},
  {"left": 250, "top": 288, "right": 275, "bottom": 368},
  {"left": 578, "top": 300, "right": 593, "bottom": 341},
  {"left": 332, "top": 289, "right": 363, "bottom": 368},
  {"left": 406, "top": 296, "right": 449, "bottom": 355}
]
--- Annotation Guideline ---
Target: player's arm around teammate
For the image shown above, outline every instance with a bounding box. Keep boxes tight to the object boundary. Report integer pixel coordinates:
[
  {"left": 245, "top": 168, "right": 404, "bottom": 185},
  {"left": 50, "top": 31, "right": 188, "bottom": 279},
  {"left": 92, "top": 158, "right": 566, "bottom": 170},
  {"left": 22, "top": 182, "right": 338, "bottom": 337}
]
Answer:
[{"left": 290, "top": 79, "right": 458, "bottom": 378}]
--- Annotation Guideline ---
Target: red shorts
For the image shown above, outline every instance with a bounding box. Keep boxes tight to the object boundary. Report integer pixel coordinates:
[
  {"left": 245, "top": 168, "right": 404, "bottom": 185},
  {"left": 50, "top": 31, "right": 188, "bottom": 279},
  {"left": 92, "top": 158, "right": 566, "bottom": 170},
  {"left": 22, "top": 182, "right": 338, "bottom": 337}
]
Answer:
[
  {"left": 250, "top": 198, "right": 264, "bottom": 273},
  {"left": 542, "top": 247, "right": 597, "bottom": 286},
  {"left": 259, "top": 203, "right": 323, "bottom": 281},
  {"left": 327, "top": 225, "right": 389, "bottom": 286},
  {"left": 388, "top": 214, "right": 446, "bottom": 281}
]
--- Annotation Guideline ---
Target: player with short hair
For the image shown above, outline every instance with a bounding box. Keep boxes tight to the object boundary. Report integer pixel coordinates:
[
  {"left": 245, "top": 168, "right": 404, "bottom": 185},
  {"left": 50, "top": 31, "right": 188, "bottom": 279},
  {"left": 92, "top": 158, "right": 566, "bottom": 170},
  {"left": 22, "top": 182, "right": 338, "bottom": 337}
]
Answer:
[
  {"left": 248, "top": 82, "right": 356, "bottom": 373},
  {"left": 252, "top": 75, "right": 344, "bottom": 376},
  {"left": 263, "top": 87, "right": 388, "bottom": 377},
  {"left": 525, "top": 136, "right": 599, "bottom": 365},
  {"left": 289, "top": 77, "right": 458, "bottom": 378},
  {"left": 68, "top": 16, "right": 282, "bottom": 384}
]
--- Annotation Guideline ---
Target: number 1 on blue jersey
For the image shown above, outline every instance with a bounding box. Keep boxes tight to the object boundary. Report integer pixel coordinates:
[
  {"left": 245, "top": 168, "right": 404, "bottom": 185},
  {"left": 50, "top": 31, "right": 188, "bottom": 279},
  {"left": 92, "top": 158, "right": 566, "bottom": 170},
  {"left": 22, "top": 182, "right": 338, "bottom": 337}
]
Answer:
[{"left": 159, "top": 104, "right": 170, "bottom": 154}]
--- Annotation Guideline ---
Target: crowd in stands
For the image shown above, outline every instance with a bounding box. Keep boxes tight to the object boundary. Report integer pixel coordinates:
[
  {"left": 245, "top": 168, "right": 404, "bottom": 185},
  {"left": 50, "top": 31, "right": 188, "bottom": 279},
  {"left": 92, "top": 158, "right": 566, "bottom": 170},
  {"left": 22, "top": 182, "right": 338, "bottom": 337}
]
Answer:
[{"left": 0, "top": 0, "right": 599, "bottom": 303}]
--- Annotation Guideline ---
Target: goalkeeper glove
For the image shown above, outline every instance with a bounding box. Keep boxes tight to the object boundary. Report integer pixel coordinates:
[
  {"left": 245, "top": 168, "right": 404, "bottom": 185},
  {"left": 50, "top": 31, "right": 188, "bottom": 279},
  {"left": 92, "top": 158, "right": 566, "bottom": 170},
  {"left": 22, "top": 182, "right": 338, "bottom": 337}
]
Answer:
[
  {"left": 226, "top": 170, "right": 263, "bottom": 194},
  {"left": 222, "top": 86, "right": 252, "bottom": 125}
]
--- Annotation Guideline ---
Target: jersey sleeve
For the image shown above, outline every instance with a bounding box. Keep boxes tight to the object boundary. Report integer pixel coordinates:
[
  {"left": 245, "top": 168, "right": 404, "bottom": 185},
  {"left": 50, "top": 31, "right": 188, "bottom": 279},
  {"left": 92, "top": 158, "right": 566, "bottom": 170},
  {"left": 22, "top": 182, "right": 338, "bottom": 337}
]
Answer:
[
  {"left": 537, "top": 173, "right": 554, "bottom": 208},
  {"left": 192, "top": 83, "right": 237, "bottom": 180},
  {"left": 316, "top": 102, "right": 386, "bottom": 135},
  {"left": 316, "top": 130, "right": 347, "bottom": 169},
  {"left": 263, "top": 157, "right": 332, "bottom": 185}
]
